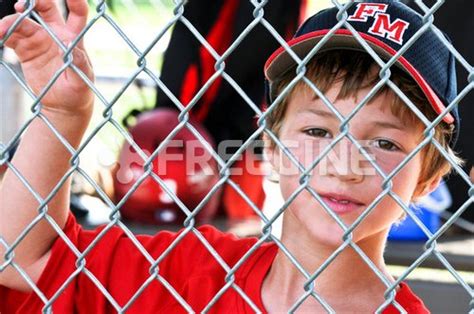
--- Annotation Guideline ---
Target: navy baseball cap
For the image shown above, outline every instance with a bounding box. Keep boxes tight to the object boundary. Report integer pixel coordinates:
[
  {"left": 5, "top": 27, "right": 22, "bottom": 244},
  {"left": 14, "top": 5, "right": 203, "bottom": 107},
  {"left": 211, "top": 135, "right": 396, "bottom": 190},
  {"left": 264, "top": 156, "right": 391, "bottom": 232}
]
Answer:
[{"left": 264, "top": 0, "right": 459, "bottom": 146}]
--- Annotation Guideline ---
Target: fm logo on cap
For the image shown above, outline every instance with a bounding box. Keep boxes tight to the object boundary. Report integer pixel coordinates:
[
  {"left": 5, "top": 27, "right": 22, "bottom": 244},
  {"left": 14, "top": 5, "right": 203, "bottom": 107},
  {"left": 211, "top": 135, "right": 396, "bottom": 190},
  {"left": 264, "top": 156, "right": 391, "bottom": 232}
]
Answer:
[{"left": 347, "top": 3, "right": 410, "bottom": 45}]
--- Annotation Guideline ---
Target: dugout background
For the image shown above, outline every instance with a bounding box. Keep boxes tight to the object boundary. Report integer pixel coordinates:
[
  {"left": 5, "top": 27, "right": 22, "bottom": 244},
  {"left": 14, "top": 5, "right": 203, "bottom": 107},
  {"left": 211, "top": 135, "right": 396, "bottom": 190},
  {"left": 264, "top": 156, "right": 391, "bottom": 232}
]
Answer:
[{"left": 1, "top": 0, "right": 473, "bottom": 221}]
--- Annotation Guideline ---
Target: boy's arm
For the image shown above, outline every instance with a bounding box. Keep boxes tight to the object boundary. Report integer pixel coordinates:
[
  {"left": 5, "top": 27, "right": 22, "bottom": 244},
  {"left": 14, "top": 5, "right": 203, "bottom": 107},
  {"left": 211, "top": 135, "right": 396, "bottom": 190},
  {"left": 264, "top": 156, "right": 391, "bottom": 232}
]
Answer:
[{"left": 0, "top": 0, "right": 93, "bottom": 291}]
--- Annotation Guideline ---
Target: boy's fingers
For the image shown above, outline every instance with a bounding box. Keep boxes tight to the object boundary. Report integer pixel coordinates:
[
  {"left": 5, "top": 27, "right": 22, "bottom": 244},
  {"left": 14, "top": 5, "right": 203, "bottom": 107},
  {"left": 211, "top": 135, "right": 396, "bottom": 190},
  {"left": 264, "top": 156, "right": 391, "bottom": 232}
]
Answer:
[
  {"left": 0, "top": 14, "right": 40, "bottom": 47},
  {"left": 65, "top": 0, "right": 89, "bottom": 35},
  {"left": 70, "top": 46, "right": 94, "bottom": 82},
  {"left": 470, "top": 167, "right": 474, "bottom": 183},
  {"left": 28, "top": 0, "right": 65, "bottom": 26},
  {"left": 14, "top": 1, "right": 27, "bottom": 13},
  {"left": 0, "top": 17, "right": 45, "bottom": 61}
]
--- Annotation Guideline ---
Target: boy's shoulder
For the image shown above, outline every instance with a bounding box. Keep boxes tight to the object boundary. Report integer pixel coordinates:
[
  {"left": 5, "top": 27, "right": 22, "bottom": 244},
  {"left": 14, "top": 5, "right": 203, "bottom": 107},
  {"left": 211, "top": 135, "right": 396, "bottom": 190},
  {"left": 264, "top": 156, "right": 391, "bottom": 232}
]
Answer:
[
  {"left": 1, "top": 214, "right": 275, "bottom": 312},
  {"left": 51, "top": 213, "right": 271, "bottom": 273}
]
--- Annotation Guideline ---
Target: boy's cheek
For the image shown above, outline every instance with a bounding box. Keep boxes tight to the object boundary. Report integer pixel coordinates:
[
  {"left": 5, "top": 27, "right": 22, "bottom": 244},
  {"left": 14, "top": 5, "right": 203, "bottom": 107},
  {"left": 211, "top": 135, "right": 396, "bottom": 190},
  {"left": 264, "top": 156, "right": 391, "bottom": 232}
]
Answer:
[
  {"left": 273, "top": 138, "right": 305, "bottom": 175},
  {"left": 278, "top": 138, "right": 331, "bottom": 172},
  {"left": 377, "top": 157, "right": 422, "bottom": 202},
  {"left": 278, "top": 153, "right": 303, "bottom": 177},
  {"left": 370, "top": 152, "right": 409, "bottom": 176}
]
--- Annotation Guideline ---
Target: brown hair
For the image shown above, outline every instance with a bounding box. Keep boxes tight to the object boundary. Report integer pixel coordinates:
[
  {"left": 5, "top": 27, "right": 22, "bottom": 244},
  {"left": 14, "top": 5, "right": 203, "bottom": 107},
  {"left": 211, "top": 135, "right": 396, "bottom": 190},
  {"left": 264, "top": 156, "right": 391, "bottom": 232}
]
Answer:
[{"left": 265, "top": 50, "right": 462, "bottom": 199}]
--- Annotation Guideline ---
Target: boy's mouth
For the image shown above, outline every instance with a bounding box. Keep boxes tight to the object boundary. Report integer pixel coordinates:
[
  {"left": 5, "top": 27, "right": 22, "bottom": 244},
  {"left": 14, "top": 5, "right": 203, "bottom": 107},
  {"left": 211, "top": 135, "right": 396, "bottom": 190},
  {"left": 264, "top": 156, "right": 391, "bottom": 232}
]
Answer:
[{"left": 318, "top": 192, "right": 365, "bottom": 215}]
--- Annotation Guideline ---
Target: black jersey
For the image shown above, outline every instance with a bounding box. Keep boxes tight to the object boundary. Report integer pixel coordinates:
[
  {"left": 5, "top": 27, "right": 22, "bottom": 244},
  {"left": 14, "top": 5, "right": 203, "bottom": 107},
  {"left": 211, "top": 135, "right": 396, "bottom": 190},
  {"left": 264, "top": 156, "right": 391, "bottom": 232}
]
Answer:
[{"left": 155, "top": 0, "right": 304, "bottom": 150}]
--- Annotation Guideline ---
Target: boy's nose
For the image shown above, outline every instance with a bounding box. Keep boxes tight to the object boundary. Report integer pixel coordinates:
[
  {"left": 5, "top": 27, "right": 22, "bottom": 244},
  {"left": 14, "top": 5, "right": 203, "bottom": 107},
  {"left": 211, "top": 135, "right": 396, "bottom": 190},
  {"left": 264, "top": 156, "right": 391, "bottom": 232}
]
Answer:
[{"left": 320, "top": 140, "right": 365, "bottom": 184}]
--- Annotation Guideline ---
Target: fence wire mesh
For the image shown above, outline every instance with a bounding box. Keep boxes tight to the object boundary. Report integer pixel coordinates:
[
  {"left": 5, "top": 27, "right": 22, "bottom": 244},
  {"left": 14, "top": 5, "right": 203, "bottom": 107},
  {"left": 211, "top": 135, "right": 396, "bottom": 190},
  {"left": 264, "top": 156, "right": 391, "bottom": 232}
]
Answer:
[{"left": 1, "top": 0, "right": 473, "bottom": 313}]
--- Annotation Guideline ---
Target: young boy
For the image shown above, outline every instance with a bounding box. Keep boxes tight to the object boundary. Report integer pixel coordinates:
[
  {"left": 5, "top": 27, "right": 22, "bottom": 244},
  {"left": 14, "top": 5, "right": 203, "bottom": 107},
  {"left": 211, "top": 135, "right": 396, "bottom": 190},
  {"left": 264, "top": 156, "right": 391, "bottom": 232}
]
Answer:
[{"left": 0, "top": 0, "right": 462, "bottom": 312}]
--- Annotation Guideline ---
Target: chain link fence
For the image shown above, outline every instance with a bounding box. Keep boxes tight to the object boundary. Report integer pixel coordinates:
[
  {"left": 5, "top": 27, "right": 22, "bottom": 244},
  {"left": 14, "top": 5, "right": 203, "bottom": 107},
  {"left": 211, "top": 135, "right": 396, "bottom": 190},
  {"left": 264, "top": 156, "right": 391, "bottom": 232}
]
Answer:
[{"left": 1, "top": 0, "right": 473, "bottom": 312}]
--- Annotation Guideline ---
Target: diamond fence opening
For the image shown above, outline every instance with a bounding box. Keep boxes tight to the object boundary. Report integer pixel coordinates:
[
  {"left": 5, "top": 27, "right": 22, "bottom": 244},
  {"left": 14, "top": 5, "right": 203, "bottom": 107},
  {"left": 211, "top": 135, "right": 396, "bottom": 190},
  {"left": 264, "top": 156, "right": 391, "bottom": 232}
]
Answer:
[{"left": 0, "top": 0, "right": 473, "bottom": 313}]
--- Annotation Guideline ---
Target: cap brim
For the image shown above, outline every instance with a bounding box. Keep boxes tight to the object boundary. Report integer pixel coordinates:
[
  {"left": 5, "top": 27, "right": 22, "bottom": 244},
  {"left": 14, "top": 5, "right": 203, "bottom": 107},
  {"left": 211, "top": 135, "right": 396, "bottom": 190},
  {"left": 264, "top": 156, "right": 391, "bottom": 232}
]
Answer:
[{"left": 264, "top": 29, "right": 454, "bottom": 124}]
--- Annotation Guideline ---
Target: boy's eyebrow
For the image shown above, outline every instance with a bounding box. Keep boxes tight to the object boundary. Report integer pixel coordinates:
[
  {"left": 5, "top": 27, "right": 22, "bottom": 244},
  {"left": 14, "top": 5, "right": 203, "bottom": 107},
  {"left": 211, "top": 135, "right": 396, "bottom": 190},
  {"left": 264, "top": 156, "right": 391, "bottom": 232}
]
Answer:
[
  {"left": 302, "top": 108, "right": 406, "bottom": 131},
  {"left": 300, "top": 108, "right": 406, "bottom": 131},
  {"left": 300, "top": 108, "right": 338, "bottom": 119},
  {"left": 371, "top": 121, "right": 405, "bottom": 131}
]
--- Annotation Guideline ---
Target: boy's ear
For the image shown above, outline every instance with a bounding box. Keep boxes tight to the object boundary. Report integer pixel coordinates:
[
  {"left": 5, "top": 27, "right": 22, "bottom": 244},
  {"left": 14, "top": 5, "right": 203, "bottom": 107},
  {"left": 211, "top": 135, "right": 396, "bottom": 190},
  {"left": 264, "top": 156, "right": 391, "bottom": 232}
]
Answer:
[
  {"left": 263, "top": 133, "right": 280, "bottom": 173},
  {"left": 413, "top": 175, "right": 443, "bottom": 201}
]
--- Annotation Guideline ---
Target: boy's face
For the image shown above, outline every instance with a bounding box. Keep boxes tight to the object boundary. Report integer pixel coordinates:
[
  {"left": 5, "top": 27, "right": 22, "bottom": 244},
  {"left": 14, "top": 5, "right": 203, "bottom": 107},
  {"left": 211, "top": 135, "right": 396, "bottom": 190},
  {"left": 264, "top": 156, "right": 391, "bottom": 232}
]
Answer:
[{"left": 269, "top": 80, "right": 426, "bottom": 247}]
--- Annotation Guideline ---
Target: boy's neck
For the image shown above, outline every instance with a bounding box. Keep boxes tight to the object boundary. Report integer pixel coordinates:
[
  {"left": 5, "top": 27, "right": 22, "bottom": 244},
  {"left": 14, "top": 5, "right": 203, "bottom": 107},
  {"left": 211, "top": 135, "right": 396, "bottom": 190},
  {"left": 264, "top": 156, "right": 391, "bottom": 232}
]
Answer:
[{"left": 262, "top": 226, "right": 395, "bottom": 312}]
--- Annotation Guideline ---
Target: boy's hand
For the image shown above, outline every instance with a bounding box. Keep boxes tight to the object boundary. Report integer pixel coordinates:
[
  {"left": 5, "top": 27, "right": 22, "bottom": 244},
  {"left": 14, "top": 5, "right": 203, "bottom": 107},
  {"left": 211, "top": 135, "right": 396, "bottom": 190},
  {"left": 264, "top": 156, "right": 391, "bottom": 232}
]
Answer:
[
  {"left": 0, "top": 0, "right": 96, "bottom": 291},
  {"left": 0, "top": 0, "right": 94, "bottom": 115}
]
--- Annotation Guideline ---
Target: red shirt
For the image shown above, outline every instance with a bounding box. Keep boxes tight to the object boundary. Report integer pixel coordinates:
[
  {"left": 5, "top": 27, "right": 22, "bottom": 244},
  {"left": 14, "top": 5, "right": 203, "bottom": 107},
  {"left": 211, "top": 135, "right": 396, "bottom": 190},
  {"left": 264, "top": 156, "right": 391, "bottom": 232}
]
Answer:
[{"left": 1, "top": 214, "right": 429, "bottom": 313}]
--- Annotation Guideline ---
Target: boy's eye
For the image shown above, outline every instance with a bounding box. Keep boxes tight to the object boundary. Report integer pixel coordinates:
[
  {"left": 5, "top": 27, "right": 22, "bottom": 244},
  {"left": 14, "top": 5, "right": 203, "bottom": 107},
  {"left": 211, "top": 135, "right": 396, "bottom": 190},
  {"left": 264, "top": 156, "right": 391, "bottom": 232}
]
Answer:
[
  {"left": 303, "top": 128, "right": 331, "bottom": 138},
  {"left": 373, "top": 139, "right": 400, "bottom": 151}
]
